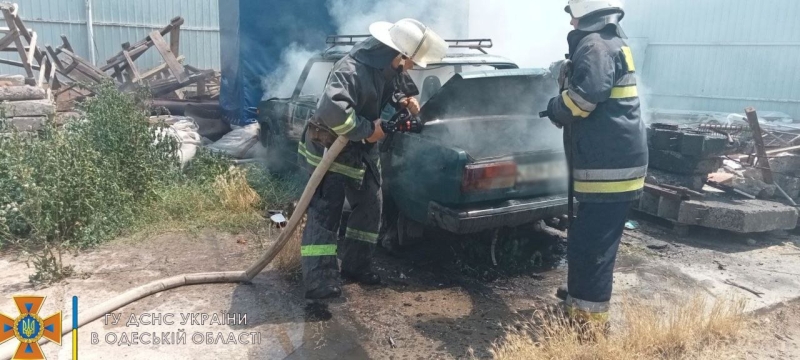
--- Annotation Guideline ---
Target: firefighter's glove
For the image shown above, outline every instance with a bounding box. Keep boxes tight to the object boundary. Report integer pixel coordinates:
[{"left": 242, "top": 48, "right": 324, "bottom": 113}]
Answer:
[{"left": 546, "top": 97, "right": 564, "bottom": 129}]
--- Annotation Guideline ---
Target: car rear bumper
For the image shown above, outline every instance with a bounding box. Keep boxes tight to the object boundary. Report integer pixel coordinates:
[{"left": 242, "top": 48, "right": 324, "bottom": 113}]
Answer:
[{"left": 427, "top": 195, "right": 569, "bottom": 234}]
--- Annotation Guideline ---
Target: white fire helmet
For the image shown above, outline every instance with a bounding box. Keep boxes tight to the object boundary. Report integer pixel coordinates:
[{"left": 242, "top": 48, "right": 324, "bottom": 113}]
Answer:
[
  {"left": 369, "top": 18, "right": 448, "bottom": 68},
  {"left": 565, "top": 0, "right": 624, "bottom": 19}
]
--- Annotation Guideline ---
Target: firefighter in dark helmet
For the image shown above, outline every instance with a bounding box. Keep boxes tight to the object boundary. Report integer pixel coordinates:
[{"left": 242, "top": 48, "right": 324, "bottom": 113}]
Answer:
[
  {"left": 546, "top": 0, "right": 648, "bottom": 323},
  {"left": 298, "top": 19, "right": 447, "bottom": 300}
]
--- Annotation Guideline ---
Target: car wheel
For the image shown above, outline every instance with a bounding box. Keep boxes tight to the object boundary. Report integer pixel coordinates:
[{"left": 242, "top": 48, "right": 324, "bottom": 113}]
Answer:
[
  {"left": 397, "top": 214, "right": 424, "bottom": 247},
  {"left": 380, "top": 214, "right": 425, "bottom": 255}
]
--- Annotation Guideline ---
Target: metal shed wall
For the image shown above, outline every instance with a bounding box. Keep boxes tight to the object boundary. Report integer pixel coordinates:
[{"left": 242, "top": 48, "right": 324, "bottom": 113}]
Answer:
[
  {"left": 622, "top": 0, "right": 800, "bottom": 119},
  {"left": 0, "top": 0, "right": 220, "bottom": 75}
]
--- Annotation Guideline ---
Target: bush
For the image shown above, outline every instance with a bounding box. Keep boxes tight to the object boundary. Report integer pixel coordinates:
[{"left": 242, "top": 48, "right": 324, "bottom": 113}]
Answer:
[
  {"left": 0, "top": 82, "right": 303, "bottom": 284},
  {"left": 0, "top": 83, "right": 179, "bottom": 281}
]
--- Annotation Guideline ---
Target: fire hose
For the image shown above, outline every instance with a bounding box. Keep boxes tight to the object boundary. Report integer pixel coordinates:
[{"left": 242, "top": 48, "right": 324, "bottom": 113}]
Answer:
[{"left": 0, "top": 137, "right": 350, "bottom": 360}]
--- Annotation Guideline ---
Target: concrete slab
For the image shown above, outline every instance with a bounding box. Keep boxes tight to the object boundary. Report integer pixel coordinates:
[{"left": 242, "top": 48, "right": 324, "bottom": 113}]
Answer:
[
  {"left": 0, "top": 86, "right": 47, "bottom": 101},
  {"left": 1, "top": 100, "right": 56, "bottom": 117},
  {"left": 7, "top": 116, "right": 47, "bottom": 131},
  {"left": 637, "top": 191, "right": 660, "bottom": 215},
  {"left": 770, "top": 154, "right": 800, "bottom": 174},
  {"left": 677, "top": 198, "right": 798, "bottom": 233},
  {"left": 0, "top": 75, "right": 25, "bottom": 86},
  {"left": 656, "top": 196, "right": 681, "bottom": 220},
  {"left": 650, "top": 129, "right": 681, "bottom": 151},
  {"left": 679, "top": 133, "right": 728, "bottom": 158},
  {"left": 649, "top": 150, "right": 722, "bottom": 175}
]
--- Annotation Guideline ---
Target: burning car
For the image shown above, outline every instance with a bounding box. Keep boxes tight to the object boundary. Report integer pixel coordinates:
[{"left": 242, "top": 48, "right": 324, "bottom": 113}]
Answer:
[{"left": 258, "top": 36, "right": 568, "bottom": 249}]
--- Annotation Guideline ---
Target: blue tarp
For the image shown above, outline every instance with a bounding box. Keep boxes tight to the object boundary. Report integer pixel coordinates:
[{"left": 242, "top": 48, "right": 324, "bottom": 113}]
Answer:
[{"left": 219, "top": 0, "right": 335, "bottom": 126}]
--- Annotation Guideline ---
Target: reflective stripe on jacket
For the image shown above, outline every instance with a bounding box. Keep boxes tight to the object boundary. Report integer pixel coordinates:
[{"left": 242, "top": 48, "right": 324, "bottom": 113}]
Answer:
[
  {"left": 550, "top": 27, "right": 648, "bottom": 203},
  {"left": 298, "top": 37, "right": 403, "bottom": 187}
]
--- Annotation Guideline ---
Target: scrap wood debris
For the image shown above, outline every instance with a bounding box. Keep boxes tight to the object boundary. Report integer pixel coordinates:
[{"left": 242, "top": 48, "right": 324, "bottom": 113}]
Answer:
[{"left": 0, "top": 2, "right": 218, "bottom": 123}]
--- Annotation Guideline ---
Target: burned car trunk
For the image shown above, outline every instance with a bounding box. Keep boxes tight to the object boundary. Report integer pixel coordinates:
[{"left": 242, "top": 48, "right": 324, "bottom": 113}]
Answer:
[{"left": 381, "top": 69, "right": 569, "bottom": 237}]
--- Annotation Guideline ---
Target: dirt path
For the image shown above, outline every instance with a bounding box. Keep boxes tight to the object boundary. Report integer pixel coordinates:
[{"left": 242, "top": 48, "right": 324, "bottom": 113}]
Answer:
[
  {"left": 1, "top": 222, "right": 800, "bottom": 359},
  {"left": 735, "top": 300, "right": 800, "bottom": 359}
]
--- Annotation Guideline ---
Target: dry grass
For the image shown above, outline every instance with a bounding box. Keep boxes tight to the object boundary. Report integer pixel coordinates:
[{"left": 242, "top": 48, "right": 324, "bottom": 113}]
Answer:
[
  {"left": 214, "top": 167, "right": 261, "bottom": 213},
  {"left": 491, "top": 295, "right": 748, "bottom": 360},
  {"left": 273, "top": 216, "right": 305, "bottom": 279},
  {"left": 132, "top": 167, "right": 266, "bottom": 237}
]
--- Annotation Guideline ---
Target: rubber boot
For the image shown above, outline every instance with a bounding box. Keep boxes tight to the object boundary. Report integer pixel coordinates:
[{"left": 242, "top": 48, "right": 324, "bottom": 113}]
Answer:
[{"left": 305, "top": 285, "right": 342, "bottom": 300}]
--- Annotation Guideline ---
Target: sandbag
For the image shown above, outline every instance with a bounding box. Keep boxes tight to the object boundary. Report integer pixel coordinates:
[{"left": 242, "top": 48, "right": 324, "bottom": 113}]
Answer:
[
  {"left": 153, "top": 116, "right": 202, "bottom": 168},
  {"left": 207, "top": 123, "right": 267, "bottom": 159}
]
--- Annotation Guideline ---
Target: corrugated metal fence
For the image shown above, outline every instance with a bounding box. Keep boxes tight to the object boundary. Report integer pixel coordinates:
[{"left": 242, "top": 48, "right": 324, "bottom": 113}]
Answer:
[
  {"left": 623, "top": 0, "right": 800, "bottom": 119},
  {"left": 0, "top": 0, "right": 220, "bottom": 75}
]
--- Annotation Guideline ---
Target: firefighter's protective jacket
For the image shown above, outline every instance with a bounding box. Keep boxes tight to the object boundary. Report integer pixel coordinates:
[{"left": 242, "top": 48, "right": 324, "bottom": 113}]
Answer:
[
  {"left": 299, "top": 37, "right": 406, "bottom": 186},
  {"left": 548, "top": 24, "right": 648, "bottom": 203}
]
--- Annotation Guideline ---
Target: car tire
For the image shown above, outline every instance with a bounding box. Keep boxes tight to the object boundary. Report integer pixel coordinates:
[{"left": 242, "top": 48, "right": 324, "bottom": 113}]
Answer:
[
  {"left": 379, "top": 194, "right": 424, "bottom": 253},
  {"left": 380, "top": 213, "right": 425, "bottom": 255},
  {"left": 397, "top": 214, "right": 424, "bottom": 247}
]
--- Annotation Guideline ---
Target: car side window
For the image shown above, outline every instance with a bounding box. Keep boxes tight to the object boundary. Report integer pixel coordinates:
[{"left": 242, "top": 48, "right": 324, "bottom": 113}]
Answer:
[{"left": 299, "top": 61, "right": 335, "bottom": 99}]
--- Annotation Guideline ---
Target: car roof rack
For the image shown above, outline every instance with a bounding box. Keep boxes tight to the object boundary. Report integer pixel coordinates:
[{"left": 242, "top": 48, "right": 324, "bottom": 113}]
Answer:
[
  {"left": 326, "top": 35, "right": 370, "bottom": 49},
  {"left": 325, "top": 35, "right": 494, "bottom": 54},
  {"left": 446, "top": 39, "right": 493, "bottom": 54}
]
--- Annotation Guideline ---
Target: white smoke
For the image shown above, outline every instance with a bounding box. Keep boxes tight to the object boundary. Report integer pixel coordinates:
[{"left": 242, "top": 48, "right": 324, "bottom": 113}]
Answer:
[
  {"left": 261, "top": 43, "right": 318, "bottom": 99},
  {"left": 468, "top": 1, "right": 572, "bottom": 68},
  {"left": 262, "top": 0, "right": 469, "bottom": 100},
  {"left": 262, "top": 0, "right": 575, "bottom": 99}
]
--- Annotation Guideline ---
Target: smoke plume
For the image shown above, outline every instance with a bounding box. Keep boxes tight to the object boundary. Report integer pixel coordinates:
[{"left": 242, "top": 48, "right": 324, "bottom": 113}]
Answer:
[
  {"left": 261, "top": 1, "right": 578, "bottom": 99},
  {"left": 261, "top": 44, "right": 318, "bottom": 100},
  {"left": 468, "top": 1, "right": 572, "bottom": 68}
]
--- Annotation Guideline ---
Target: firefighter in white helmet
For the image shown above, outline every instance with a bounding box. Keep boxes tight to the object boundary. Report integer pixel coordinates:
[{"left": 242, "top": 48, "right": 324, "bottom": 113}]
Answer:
[
  {"left": 546, "top": 0, "right": 648, "bottom": 324},
  {"left": 298, "top": 19, "right": 447, "bottom": 300}
]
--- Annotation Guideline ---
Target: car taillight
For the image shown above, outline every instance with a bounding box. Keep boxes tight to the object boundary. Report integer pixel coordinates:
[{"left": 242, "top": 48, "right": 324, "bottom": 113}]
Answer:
[{"left": 461, "top": 161, "right": 518, "bottom": 193}]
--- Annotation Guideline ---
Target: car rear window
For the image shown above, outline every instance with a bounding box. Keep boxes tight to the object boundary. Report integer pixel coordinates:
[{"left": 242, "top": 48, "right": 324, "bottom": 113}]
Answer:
[{"left": 409, "top": 64, "right": 502, "bottom": 105}]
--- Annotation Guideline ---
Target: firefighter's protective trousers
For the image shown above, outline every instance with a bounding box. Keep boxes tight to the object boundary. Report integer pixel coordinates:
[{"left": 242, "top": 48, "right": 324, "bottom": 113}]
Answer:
[
  {"left": 565, "top": 201, "right": 633, "bottom": 322},
  {"left": 300, "top": 167, "right": 382, "bottom": 292}
]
